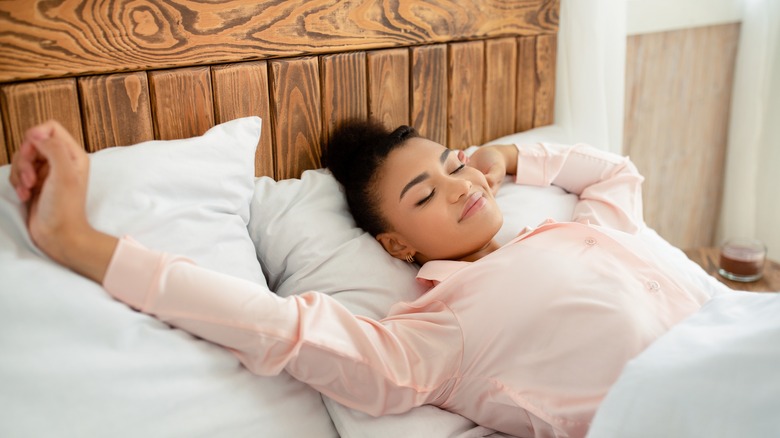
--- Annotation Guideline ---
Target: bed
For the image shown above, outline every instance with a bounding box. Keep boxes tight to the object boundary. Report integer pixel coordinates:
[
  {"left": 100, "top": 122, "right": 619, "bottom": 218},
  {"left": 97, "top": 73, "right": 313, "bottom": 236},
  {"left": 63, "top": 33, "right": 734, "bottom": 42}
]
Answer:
[{"left": 1, "top": 1, "right": 778, "bottom": 437}]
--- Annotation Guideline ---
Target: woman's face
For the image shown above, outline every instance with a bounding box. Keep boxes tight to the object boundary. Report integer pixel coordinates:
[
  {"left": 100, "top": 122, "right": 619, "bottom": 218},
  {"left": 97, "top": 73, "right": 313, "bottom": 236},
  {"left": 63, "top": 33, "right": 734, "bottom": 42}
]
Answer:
[{"left": 375, "top": 137, "right": 503, "bottom": 262}]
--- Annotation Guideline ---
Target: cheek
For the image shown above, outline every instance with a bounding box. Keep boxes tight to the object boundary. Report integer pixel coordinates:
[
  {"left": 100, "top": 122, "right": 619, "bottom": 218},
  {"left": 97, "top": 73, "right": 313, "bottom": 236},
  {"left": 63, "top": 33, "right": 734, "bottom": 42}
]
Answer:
[
  {"left": 397, "top": 211, "right": 454, "bottom": 250},
  {"left": 407, "top": 211, "right": 449, "bottom": 239}
]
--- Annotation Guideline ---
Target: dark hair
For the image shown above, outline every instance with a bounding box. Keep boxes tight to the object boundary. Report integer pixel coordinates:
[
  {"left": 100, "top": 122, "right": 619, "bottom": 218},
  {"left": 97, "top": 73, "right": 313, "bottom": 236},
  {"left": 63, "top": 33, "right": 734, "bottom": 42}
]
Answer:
[{"left": 323, "top": 118, "right": 419, "bottom": 236}]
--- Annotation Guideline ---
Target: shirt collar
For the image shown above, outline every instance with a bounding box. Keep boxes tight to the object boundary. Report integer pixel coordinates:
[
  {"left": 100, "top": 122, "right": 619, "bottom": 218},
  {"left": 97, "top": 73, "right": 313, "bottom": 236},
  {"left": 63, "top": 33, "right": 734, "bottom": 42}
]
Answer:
[
  {"left": 416, "top": 260, "right": 472, "bottom": 289},
  {"left": 415, "top": 219, "right": 562, "bottom": 289}
]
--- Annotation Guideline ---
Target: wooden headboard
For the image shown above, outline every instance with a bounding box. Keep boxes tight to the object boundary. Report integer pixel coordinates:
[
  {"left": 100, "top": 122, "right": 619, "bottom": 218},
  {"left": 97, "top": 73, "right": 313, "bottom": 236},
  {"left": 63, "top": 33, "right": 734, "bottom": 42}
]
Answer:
[{"left": 0, "top": 0, "right": 558, "bottom": 180}]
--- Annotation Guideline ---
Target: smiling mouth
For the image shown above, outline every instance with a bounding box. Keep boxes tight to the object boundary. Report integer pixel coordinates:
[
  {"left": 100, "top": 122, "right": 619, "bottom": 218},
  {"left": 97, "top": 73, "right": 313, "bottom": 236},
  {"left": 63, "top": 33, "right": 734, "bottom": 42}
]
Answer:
[{"left": 460, "top": 192, "right": 487, "bottom": 222}]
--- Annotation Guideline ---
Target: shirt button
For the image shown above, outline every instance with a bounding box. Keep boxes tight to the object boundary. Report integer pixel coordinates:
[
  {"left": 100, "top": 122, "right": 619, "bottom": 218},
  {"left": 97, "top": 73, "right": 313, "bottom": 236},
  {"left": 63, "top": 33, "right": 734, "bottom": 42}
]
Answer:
[
  {"left": 585, "top": 237, "right": 597, "bottom": 246},
  {"left": 646, "top": 280, "right": 661, "bottom": 292}
]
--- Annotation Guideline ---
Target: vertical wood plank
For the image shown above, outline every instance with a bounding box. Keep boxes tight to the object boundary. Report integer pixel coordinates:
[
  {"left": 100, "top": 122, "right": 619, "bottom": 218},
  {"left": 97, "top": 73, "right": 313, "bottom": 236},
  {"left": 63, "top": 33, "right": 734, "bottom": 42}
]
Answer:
[
  {"left": 368, "top": 48, "right": 410, "bottom": 130},
  {"left": 411, "top": 44, "right": 447, "bottom": 145},
  {"left": 212, "top": 61, "right": 274, "bottom": 178},
  {"left": 448, "top": 41, "right": 484, "bottom": 149},
  {"left": 516, "top": 36, "right": 536, "bottom": 132},
  {"left": 148, "top": 66, "right": 214, "bottom": 140},
  {"left": 270, "top": 56, "right": 322, "bottom": 179},
  {"left": 78, "top": 72, "right": 153, "bottom": 152},
  {"left": 533, "top": 34, "right": 556, "bottom": 127},
  {"left": 624, "top": 24, "right": 740, "bottom": 248},
  {"left": 484, "top": 37, "right": 518, "bottom": 142},
  {"left": 0, "top": 113, "right": 7, "bottom": 165},
  {"left": 0, "top": 78, "right": 83, "bottom": 159},
  {"left": 320, "top": 51, "right": 368, "bottom": 145}
]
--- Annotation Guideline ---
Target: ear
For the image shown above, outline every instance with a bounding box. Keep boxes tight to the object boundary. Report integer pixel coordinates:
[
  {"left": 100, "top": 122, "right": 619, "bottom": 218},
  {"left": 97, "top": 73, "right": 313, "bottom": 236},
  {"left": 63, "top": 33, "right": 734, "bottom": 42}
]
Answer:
[{"left": 376, "top": 232, "right": 414, "bottom": 260}]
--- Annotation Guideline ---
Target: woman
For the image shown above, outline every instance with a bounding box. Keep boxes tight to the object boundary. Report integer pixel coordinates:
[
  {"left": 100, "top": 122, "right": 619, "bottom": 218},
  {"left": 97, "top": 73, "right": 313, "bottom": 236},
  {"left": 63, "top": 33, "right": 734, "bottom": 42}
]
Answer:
[{"left": 10, "top": 119, "right": 709, "bottom": 438}]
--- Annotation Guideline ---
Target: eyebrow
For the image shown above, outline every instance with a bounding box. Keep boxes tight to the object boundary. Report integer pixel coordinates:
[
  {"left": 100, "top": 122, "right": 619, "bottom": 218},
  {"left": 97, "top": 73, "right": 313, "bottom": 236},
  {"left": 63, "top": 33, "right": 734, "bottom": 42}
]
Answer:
[{"left": 399, "top": 148, "right": 452, "bottom": 200}]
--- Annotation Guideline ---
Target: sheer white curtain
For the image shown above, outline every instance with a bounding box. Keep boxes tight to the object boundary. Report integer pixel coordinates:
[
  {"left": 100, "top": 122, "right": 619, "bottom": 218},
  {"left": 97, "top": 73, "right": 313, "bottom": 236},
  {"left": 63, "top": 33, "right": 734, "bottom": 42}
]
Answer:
[
  {"left": 553, "top": 0, "right": 627, "bottom": 154},
  {"left": 719, "top": 0, "right": 780, "bottom": 259}
]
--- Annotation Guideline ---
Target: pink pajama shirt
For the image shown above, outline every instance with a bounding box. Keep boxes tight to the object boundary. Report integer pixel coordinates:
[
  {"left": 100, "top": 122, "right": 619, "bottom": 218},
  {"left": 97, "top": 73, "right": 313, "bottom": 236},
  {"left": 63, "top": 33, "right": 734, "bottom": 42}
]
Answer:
[{"left": 103, "top": 143, "right": 709, "bottom": 438}]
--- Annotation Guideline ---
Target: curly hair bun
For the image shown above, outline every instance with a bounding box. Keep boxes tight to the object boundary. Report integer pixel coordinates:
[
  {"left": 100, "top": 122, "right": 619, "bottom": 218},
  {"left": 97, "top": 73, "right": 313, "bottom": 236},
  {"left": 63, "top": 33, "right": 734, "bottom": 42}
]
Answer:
[{"left": 322, "top": 118, "right": 418, "bottom": 236}]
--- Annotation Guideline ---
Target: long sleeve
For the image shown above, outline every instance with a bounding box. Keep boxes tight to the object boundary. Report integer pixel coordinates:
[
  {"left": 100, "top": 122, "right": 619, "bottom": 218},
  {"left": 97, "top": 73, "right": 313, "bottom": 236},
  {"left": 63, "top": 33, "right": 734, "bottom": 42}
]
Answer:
[
  {"left": 514, "top": 143, "right": 645, "bottom": 233},
  {"left": 102, "top": 237, "right": 462, "bottom": 416}
]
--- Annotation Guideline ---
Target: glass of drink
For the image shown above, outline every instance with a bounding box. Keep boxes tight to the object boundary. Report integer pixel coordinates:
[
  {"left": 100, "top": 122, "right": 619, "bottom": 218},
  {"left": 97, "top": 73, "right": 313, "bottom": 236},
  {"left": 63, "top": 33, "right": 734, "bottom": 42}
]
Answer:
[{"left": 718, "top": 238, "right": 766, "bottom": 282}]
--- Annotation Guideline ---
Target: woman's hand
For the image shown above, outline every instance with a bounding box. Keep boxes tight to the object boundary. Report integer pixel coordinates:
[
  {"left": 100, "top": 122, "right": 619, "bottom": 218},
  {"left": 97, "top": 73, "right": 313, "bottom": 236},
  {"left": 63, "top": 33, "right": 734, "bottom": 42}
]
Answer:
[
  {"left": 465, "top": 144, "right": 518, "bottom": 195},
  {"left": 9, "top": 120, "right": 117, "bottom": 283}
]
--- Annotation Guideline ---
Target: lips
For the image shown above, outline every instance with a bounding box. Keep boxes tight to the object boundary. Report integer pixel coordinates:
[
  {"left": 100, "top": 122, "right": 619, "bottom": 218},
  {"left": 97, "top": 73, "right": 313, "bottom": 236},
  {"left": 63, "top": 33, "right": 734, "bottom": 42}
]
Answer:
[{"left": 460, "top": 192, "right": 487, "bottom": 222}]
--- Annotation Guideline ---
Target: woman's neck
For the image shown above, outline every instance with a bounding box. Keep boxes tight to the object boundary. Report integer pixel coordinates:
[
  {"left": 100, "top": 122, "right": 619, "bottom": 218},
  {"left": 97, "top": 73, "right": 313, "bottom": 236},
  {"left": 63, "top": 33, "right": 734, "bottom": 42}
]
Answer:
[
  {"left": 457, "top": 239, "right": 502, "bottom": 262},
  {"left": 417, "top": 239, "right": 502, "bottom": 265}
]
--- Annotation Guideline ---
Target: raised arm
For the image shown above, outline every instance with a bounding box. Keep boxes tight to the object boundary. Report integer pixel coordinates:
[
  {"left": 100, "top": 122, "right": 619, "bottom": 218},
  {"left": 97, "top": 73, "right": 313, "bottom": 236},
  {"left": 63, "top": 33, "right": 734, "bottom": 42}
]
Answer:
[
  {"left": 104, "top": 238, "right": 461, "bottom": 416},
  {"left": 9, "top": 120, "right": 118, "bottom": 283},
  {"left": 9, "top": 120, "right": 460, "bottom": 418},
  {"left": 514, "top": 143, "right": 645, "bottom": 233}
]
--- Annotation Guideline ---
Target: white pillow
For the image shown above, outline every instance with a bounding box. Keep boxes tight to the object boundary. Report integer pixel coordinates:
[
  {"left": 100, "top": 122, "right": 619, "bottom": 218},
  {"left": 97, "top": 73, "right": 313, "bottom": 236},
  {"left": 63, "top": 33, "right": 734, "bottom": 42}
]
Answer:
[
  {"left": 0, "top": 117, "right": 337, "bottom": 438},
  {"left": 251, "top": 169, "right": 427, "bottom": 316},
  {"left": 248, "top": 126, "right": 581, "bottom": 437}
]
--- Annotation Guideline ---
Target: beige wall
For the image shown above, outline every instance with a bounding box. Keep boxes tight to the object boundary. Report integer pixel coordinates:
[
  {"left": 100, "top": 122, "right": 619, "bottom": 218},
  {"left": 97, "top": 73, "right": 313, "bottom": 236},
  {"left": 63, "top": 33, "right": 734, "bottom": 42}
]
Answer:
[{"left": 623, "top": 23, "right": 740, "bottom": 249}]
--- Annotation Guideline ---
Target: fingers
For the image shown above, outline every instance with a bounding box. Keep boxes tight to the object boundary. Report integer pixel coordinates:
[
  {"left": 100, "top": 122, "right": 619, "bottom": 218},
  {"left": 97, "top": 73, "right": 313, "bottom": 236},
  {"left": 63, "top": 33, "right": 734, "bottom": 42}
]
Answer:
[
  {"left": 25, "top": 120, "right": 81, "bottom": 163},
  {"left": 457, "top": 149, "right": 469, "bottom": 165},
  {"left": 10, "top": 140, "right": 41, "bottom": 202},
  {"left": 9, "top": 120, "right": 81, "bottom": 202}
]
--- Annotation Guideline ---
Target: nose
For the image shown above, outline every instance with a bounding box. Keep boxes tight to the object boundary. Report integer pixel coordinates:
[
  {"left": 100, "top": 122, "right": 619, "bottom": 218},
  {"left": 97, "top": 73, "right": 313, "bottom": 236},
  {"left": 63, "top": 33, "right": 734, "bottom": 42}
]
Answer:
[{"left": 446, "top": 175, "right": 471, "bottom": 203}]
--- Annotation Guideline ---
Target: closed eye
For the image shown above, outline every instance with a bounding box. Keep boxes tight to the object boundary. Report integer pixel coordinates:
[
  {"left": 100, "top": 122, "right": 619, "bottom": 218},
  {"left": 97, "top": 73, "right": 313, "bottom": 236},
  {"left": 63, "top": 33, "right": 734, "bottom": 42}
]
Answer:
[
  {"left": 417, "top": 163, "right": 463, "bottom": 206},
  {"left": 450, "top": 163, "right": 465, "bottom": 174},
  {"left": 416, "top": 189, "right": 436, "bottom": 206}
]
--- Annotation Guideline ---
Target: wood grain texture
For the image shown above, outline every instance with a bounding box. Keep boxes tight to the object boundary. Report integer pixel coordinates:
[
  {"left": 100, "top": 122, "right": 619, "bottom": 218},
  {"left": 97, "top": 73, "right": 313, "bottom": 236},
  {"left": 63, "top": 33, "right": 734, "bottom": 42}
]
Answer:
[
  {"left": 0, "top": 0, "right": 559, "bottom": 83},
  {"left": 411, "top": 44, "right": 448, "bottom": 145},
  {"left": 78, "top": 72, "right": 154, "bottom": 152},
  {"left": 0, "top": 79, "right": 83, "bottom": 159},
  {"left": 484, "top": 37, "right": 518, "bottom": 141},
  {"left": 212, "top": 61, "right": 274, "bottom": 177},
  {"left": 149, "top": 66, "right": 215, "bottom": 140},
  {"left": 0, "top": 115, "right": 7, "bottom": 165},
  {"left": 368, "top": 48, "right": 410, "bottom": 130},
  {"left": 320, "top": 51, "right": 368, "bottom": 145},
  {"left": 448, "top": 41, "right": 485, "bottom": 149},
  {"left": 0, "top": 1, "right": 560, "bottom": 178},
  {"left": 533, "top": 33, "right": 556, "bottom": 127},
  {"left": 624, "top": 23, "right": 740, "bottom": 248},
  {"left": 270, "top": 56, "right": 322, "bottom": 179},
  {"left": 516, "top": 36, "right": 536, "bottom": 132}
]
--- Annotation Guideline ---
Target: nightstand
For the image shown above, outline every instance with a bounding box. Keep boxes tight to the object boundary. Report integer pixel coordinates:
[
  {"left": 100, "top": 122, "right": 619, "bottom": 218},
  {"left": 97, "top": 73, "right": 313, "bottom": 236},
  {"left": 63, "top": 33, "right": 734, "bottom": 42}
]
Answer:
[{"left": 684, "top": 247, "right": 780, "bottom": 292}]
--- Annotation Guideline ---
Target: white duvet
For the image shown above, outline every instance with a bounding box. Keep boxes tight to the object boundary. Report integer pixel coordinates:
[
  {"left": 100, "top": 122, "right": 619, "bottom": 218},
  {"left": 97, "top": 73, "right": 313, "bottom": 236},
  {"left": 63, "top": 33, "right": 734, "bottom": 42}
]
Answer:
[{"left": 588, "top": 290, "right": 780, "bottom": 437}]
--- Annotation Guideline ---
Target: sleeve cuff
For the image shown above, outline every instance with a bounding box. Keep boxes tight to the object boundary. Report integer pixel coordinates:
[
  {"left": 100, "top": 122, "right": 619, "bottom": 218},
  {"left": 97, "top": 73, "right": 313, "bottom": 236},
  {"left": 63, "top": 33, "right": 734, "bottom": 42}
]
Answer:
[
  {"left": 514, "top": 143, "right": 550, "bottom": 186},
  {"left": 102, "top": 236, "right": 167, "bottom": 311}
]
